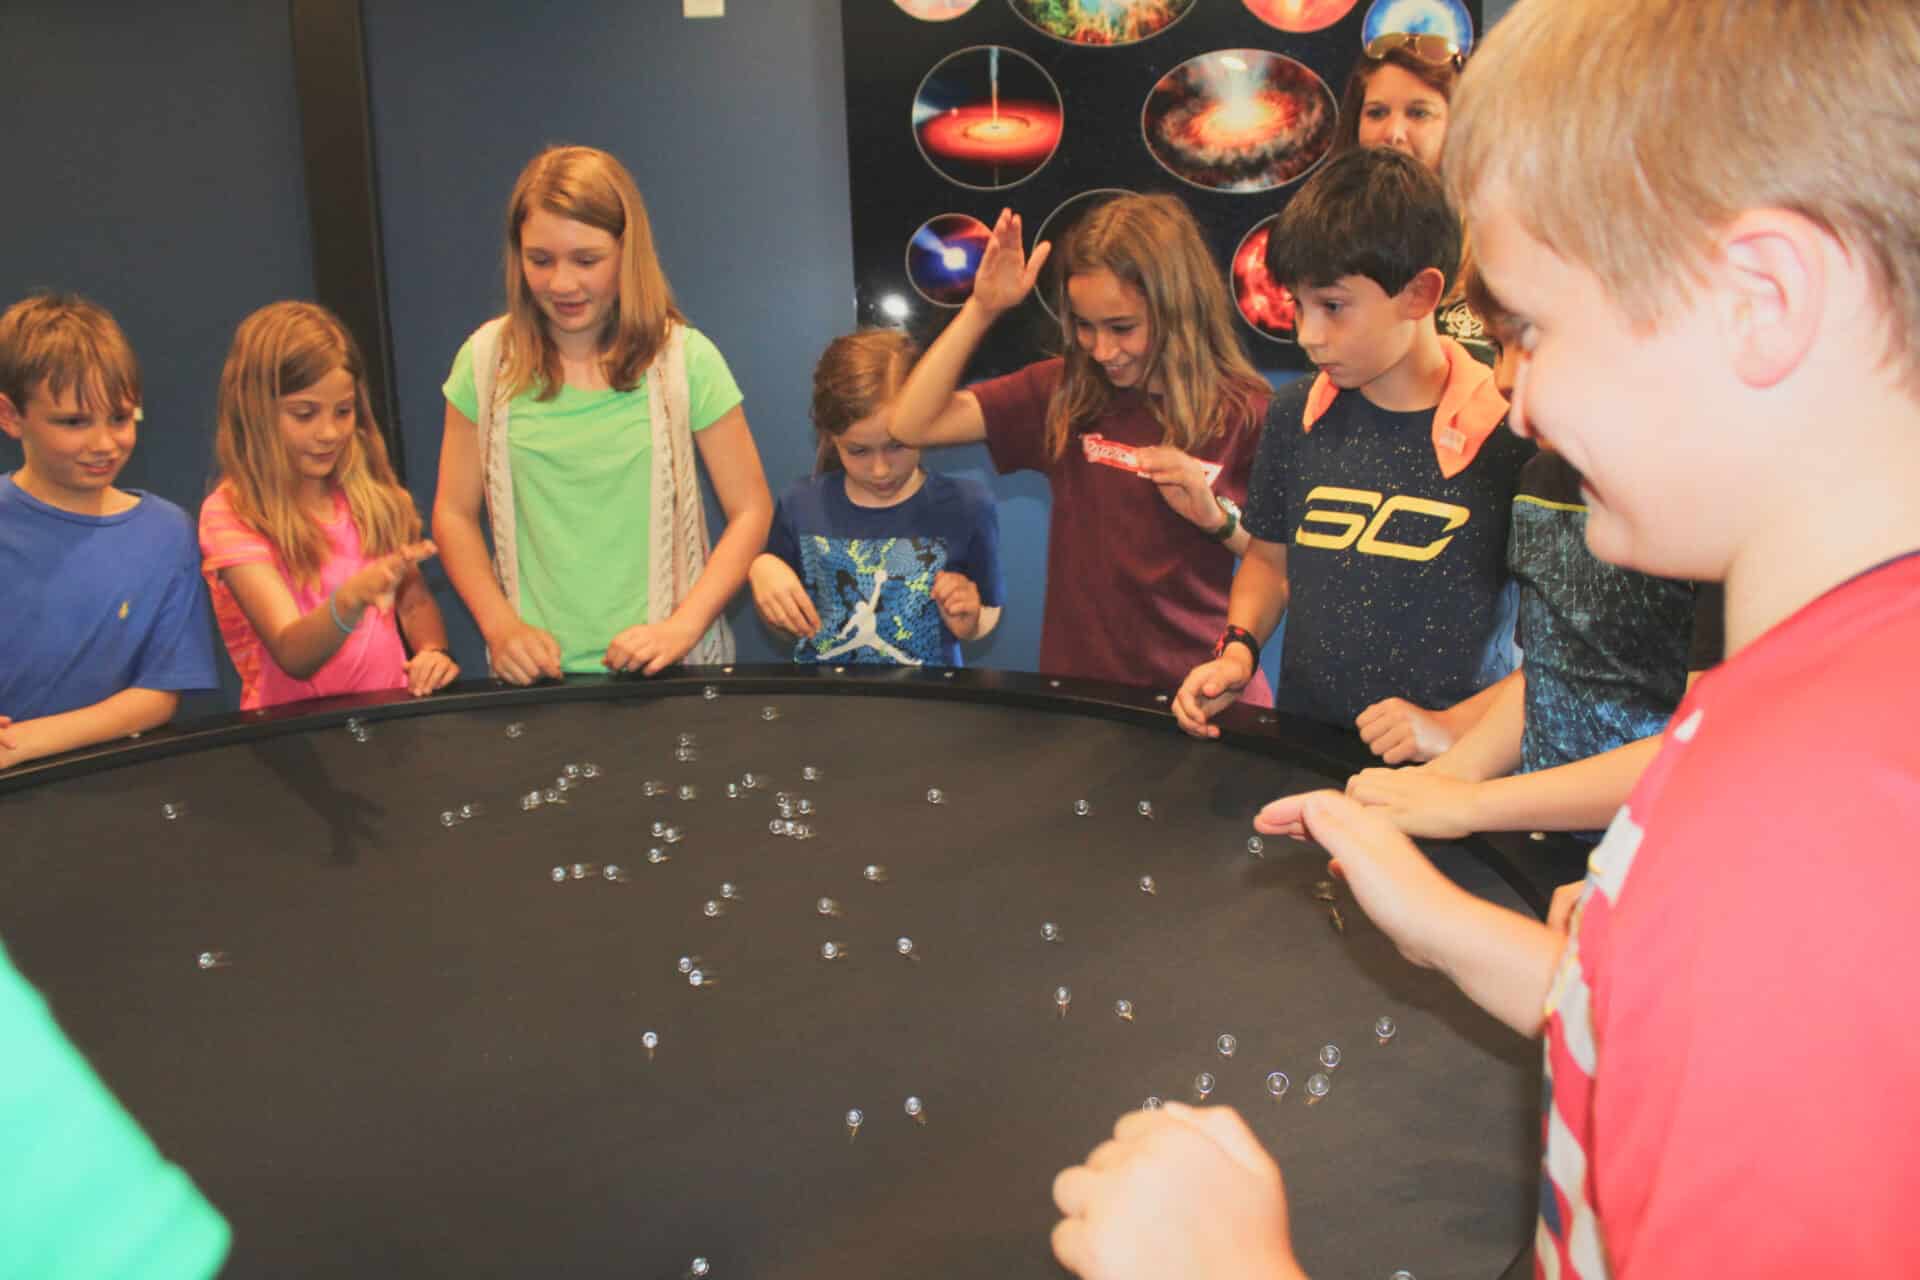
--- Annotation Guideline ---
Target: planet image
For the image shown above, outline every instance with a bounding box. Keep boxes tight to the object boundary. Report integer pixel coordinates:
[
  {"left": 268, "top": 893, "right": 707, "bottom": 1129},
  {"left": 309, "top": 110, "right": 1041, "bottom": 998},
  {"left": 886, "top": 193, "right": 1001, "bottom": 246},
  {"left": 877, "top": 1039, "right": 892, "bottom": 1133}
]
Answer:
[
  {"left": 1010, "top": 0, "right": 1195, "bottom": 47},
  {"left": 1362, "top": 0, "right": 1475, "bottom": 58},
  {"left": 892, "top": 0, "right": 981, "bottom": 19},
  {"left": 905, "top": 213, "right": 994, "bottom": 307},
  {"left": 1232, "top": 216, "right": 1298, "bottom": 342},
  {"left": 1032, "top": 188, "right": 1134, "bottom": 321},
  {"left": 1141, "top": 49, "right": 1336, "bottom": 194},
  {"left": 914, "top": 45, "right": 1065, "bottom": 190},
  {"left": 1241, "top": 0, "right": 1358, "bottom": 34}
]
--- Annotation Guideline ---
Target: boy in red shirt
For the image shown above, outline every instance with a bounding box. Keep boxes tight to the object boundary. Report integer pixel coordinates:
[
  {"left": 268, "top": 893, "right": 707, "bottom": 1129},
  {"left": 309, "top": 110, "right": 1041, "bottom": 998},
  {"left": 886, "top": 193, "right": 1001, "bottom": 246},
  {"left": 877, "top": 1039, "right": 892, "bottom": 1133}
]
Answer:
[{"left": 1050, "top": 2, "right": 1920, "bottom": 1276}]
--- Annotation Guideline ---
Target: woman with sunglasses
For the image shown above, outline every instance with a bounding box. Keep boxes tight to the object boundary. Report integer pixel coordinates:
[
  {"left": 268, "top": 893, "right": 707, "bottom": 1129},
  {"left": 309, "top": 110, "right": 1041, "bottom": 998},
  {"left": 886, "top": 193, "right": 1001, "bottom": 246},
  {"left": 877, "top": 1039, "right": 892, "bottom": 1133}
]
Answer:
[{"left": 1331, "top": 32, "right": 1495, "bottom": 367}]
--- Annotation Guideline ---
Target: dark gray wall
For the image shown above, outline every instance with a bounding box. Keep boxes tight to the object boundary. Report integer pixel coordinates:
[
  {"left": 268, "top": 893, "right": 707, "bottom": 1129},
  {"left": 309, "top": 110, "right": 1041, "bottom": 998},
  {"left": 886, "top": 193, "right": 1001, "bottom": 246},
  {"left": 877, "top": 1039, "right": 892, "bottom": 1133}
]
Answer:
[
  {"left": 0, "top": 1, "right": 317, "bottom": 714},
  {"left": 363, "top": 0, "right": 1049, "bottom": 671},
  {"left": 0, "top": 2, "right": 314, "bottom": 501}
]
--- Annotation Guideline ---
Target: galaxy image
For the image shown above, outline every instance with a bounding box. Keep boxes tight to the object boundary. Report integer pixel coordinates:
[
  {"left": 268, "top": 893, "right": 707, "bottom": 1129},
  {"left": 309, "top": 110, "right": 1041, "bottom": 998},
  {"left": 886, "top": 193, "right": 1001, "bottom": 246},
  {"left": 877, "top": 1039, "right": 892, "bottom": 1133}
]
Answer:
[
  {"left": 1141, "top": 50, "right": 1335, "bottom": 194},
  {"left": 906, "top": 213, "right": 993, "bottom": 306},
  {"left": 1241, "top": 0, "right": 1357, "bottom": 33},
  {"left": 1362, "top": 0, "right": 1475, "bottom": 56},
  {"left": 1009, "top": 0, "right": 1195, "bottom": 47},
  {"left": 1032, "top": 188, "right": 1133, "bottom": 320},
  {"left": 892, "top": 0, "right": 980, "bottom": 20},
  {"left": 914, "top": 45, "right": 1065, "bottom": 189},
  {"left": 1232, "top": 219, "right": 1297, "bottom": 341}
]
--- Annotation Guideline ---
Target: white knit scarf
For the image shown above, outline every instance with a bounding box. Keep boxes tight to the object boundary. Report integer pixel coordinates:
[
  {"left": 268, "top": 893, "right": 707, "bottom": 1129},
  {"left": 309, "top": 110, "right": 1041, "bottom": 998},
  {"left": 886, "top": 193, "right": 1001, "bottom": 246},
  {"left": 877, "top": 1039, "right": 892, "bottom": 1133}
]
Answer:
[{"left": 470, "top": 318, "right": 734, "bottom": 671}]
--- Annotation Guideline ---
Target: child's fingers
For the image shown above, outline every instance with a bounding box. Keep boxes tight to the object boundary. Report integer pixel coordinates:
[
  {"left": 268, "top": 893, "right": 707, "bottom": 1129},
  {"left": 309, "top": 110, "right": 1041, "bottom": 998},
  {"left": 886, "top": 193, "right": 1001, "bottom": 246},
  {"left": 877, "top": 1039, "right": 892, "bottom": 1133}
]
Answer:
[
  {"left": 793, "top": 592, "right": 821, "bottom": 635},
  {"left": 1023, "top": 238, "right": 1053, "bottom": 288},
  {"left": 536, "top": 630, "right": 563, "bottom": 677},
  {"left": 1252, "top": 790, "right": 1333, "bottom": 837},
  {"left": 1354, "top": 698, "right": 1397, "bottom": 733},
  {"left": 1547, "top": 881, "right": 1586, "bottom": 933}
]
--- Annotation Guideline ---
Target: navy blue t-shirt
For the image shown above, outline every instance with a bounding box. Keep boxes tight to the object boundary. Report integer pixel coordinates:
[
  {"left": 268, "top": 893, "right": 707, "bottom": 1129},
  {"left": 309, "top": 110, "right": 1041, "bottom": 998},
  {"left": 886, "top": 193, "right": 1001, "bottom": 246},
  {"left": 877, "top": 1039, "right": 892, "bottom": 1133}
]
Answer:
[
  {"left": 1243, "top": 379, "right": 1533, "bottom": 726},
  {"left": 765, "top": 470, "right": 1003, "bottom": 668},
  {"left": 1511, "top": 450, "right": 1723, "bottom": 779}
]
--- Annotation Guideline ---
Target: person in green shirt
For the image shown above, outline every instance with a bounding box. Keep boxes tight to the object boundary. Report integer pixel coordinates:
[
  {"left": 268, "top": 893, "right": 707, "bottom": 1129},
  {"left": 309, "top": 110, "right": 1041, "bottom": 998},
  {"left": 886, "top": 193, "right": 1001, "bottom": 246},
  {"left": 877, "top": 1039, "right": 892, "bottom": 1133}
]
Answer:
[
  {"left": 435, "top": 145, "right": 773, "bottom": 683},
  {"left": 2, "top": 938, "right": 229, "bottom": 1277}
]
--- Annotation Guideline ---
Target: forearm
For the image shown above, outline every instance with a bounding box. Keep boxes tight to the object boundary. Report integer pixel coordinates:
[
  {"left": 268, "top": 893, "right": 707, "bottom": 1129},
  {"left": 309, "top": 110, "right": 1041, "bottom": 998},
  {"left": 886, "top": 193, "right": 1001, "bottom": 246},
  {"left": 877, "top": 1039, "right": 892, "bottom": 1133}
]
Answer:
[
  {"left": 892, "top": 299, "right": 995, "bottom": 445},
  {"left": 4, "top": 688, "right": 179, "bottom": 766},
  {"left": 1226, "top": 542, "right": 1289, "bottom": 642},
  {"left": 1422, "top": 892, "right": 1566, "bottom": 1037},
  {"left": 1467, "top": 734, "right": 1662, "bottom": 833},
  {"left": 968, "top": 604, "right": 1002, "bottom": 641},
  {"left": 395, "top": 571, "right": 449, "bottom": 654},
  {"left": 1429, "top": 672, "right": 1525, "bottom": 782},
  {"left": 668, "top": 500, "right": 773, "bottom": 639},
  {"left": 260, "top": 594, "right": 362, "bottom": 680},
  {"left": 432, "top": 504, "right": 520, "bottom": 642}
]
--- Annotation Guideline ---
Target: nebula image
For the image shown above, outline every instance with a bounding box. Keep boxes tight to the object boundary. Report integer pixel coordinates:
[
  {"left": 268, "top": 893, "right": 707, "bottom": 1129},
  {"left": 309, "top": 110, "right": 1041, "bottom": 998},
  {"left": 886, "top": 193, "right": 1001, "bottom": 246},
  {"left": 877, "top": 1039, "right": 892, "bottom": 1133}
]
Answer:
[
  {"left": 1032, "top": 188, "right": 1134, "bottom": 320},
  {"left": 1141, "top": 50, "right": 1336, "bottom": 194},
  {"left": 1010, "top": 0, "right": 1194, "bottom": 47},
  {"left": 914, "top": 46, "right": 1065, "bottom": 190},
  {"left": 906, "top": 213, "right": 993, "bottom": 307},
  {"left": 1232, "top": 219, "right": 1298, "bottom": 342},
  {"left": 1362, "top": 0, "right": 1475, "bottom": 57},
  {"left": 892, "top": 0, "right": 980, "bottom": 19},
  {"left": 1241, "top": 0, "right": 1357, "bottom": 33}
]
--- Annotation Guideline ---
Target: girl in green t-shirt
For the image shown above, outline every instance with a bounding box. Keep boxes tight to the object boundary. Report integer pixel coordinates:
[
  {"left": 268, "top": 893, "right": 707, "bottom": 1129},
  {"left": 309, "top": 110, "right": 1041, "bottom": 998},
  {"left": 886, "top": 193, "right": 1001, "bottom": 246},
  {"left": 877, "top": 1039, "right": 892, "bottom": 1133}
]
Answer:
[{"left": 434, "top": 145, "right": 773, "bottom": 682}]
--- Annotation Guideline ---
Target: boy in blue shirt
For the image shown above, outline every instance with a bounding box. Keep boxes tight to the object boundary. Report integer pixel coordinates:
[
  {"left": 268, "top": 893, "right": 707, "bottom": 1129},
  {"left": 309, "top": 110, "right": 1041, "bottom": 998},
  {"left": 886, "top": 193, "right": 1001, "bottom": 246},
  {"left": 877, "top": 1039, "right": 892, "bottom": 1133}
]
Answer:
[
  {"left": 0, "top": 293, "right": 216, "bottom": 769},
  {"left": 1175, "top": 147, "right": 1530, "bottom": 736},
  {"left": 752, "top": 329, "right": 1004, "bottom": 667}
]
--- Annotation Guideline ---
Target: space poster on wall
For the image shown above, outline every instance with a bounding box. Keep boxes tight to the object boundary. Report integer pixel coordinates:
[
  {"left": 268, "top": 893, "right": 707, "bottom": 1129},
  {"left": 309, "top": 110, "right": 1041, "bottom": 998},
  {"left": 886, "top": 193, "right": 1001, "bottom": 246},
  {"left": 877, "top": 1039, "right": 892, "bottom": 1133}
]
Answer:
[{"left": 841, "top": 0, "right": 1482, "bottom": 377}]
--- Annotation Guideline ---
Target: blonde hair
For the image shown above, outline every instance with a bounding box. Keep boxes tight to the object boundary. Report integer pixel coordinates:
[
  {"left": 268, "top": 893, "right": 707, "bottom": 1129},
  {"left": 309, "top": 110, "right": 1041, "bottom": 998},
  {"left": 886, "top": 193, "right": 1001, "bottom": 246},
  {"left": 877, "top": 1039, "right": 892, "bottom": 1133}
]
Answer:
[
  {"left": 0, "top": 293, "right": 140, "bottom": 417},
  {"left": 1046, "top": 193, "right": 1268, "bottom": 461},
  {"left": 499, "top": 145, "right": 685, "bottom": 401},
  {"left": 810, "top": 329, "right": 918, "bottom": 473},
  {"left": 1446, "top": 0, "right": 1920, "bottom": 388},
  {"left": 214, "top": 302, "right": 420, "bottom": 588}
]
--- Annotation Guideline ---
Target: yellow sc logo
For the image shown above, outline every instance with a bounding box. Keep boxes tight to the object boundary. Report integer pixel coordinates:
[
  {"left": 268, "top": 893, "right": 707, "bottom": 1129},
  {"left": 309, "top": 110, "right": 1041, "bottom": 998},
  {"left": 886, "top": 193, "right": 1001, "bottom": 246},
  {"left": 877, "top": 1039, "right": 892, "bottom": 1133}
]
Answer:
[{"left": 1295, "top": 486, "right": 1470, "bottom": 562}]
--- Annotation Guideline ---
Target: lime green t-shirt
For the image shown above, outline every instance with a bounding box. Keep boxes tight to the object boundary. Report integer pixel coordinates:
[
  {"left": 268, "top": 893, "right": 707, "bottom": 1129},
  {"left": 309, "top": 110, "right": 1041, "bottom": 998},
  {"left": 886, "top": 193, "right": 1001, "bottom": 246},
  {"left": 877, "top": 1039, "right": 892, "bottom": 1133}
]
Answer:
[
  {"left": 1, "top": 939, "right": 230, "bottom": 1278},
  {"left": 443, "top": 326, "right": 744, "bottom": 672}
]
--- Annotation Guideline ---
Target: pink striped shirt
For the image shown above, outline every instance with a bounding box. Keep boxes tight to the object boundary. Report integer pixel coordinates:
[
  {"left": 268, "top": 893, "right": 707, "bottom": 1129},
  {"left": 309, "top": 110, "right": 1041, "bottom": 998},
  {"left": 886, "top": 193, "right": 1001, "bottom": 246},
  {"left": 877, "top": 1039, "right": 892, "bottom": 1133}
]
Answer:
[{"left": 1538, "top": 552, "right": 1920, "bottom": 1278}]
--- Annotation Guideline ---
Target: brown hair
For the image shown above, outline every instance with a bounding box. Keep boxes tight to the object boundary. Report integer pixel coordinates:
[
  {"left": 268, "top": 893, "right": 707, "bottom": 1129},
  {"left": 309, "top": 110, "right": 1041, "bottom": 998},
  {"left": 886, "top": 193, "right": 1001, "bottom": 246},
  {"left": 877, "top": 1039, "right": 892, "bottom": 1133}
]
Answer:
[
  {"left": 0, "top": 293, "right": 140, "bottom": 417},
  {"left": 499, "top": 145, "right": 686, "bottom": 402},
  {"left": 1446, "top": 0, "right": 1920, "bottom": 390},
  {"left": 1045, "top": 193, "right": 1268, "bottom": 461},
  {"left": 1457, "top": 263, "right": 1513, "bottom": 343},
  {"left": 1330, "top": 45, "right": 1460, "bottom": 159},
  {"left": 214, "top": 302, "right": 420, "bottom": 588},
  {"left": 810, "top": 329, "right": 918, "bottom": 473}
]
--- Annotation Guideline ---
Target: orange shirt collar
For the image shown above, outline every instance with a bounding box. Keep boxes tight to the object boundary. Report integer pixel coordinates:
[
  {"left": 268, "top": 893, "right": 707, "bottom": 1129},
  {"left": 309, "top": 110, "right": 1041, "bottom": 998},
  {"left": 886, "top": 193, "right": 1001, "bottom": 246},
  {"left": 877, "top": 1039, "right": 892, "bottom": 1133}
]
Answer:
[{"left": 1299, "top": 336, "right": 1508, "bottom": 478}]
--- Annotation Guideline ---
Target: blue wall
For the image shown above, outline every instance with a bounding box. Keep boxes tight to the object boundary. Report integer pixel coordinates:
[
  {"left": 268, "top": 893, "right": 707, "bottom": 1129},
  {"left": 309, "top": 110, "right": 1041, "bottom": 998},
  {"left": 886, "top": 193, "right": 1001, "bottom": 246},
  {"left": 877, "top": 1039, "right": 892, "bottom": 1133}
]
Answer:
[{"left": 0, "top": 1, "right": 314, "bottom": 503}]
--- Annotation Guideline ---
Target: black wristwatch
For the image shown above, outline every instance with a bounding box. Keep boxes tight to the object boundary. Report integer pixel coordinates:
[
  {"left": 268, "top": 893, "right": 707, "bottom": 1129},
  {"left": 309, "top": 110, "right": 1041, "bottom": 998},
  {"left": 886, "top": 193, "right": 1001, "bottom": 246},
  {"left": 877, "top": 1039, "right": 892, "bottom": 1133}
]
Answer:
[
  {"left": 1212, "top": 624, "right": 1261, "bottom": 665},
  {"left": 1203, "top": 496, "right": 1241, "bottom": 543}
]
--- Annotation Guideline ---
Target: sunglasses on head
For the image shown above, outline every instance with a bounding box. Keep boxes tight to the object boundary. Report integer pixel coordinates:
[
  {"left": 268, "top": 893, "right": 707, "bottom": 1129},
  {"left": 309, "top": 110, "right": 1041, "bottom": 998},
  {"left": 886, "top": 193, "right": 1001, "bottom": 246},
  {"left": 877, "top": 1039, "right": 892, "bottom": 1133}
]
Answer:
[{"left": 1364, "top": 32, "right": 1463, "bottom": 67}]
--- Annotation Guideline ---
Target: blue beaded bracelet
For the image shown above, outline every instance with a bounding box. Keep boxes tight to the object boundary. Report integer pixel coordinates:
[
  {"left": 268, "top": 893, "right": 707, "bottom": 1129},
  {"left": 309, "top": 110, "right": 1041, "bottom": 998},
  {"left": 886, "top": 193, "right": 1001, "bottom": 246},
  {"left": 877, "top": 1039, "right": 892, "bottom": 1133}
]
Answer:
[{"left": 327, "top": 591, "right": 357, "bottom": 635}]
